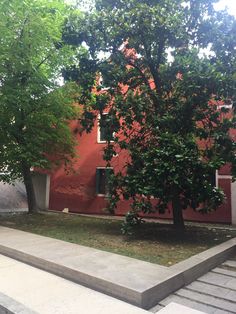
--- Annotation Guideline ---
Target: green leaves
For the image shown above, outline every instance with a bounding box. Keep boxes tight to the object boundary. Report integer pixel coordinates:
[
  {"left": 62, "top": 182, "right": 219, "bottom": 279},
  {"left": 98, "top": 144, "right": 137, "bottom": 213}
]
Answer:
[{"left": 0, "top": 0, "right": 81, "bottom": 182}]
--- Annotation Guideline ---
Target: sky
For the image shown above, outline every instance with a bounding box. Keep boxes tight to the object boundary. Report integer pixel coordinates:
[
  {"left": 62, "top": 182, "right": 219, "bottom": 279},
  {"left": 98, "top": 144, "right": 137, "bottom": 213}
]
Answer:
[
  {"left": 214, "top": 0, "right": 236, "bottom": 16},
  {"left": 66, "top": 0, "right": 236, "bottom": 17}
]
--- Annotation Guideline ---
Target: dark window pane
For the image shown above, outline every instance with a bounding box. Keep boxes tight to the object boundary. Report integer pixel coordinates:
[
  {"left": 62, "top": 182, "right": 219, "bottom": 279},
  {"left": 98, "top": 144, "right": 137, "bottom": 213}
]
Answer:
[
  {"left": 99, "top": 115, "right": 107, "bottom": 142},
  {"left": 99, "top": 114, "right": 114, "bottom": 142},
  {"left": 96, "top": 168, "right": 113, "bottom": 195},
  {"left": 210, "top": 171, "right": 216, "bottom": 187}
]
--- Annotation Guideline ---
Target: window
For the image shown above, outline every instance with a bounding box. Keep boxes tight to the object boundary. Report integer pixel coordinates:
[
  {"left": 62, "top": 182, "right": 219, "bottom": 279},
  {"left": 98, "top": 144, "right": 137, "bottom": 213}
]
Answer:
[
  {"left": 209, "top": 170, "right": 216, "bottom": 187},
  {"left": 96, "top": 167, "right": 113, "bottom": 196},
  {"left": 97, "top": 113, "right": 114, "bottom": 143}
]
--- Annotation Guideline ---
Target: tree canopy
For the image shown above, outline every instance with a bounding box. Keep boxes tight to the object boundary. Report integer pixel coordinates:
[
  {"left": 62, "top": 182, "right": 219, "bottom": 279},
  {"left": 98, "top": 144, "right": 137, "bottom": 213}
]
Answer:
[
  {"left": 0, "top": 0, "right": 82, "bottom": 212},
  {"left": 63, "top": 0, "right": 236, "bottom": 229},
  {"left": 64, "top": 0, "right": 236, "bottom": 228},
  {"left": 65, "top": 0, "right": 236, "bottom": 229}
]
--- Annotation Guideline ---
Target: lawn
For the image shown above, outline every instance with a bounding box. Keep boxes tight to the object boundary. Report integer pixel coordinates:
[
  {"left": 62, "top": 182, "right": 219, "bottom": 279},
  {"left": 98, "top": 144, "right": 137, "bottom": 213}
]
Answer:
[{"left": 0, "top": 212, "right": 235, "bottom": 266}]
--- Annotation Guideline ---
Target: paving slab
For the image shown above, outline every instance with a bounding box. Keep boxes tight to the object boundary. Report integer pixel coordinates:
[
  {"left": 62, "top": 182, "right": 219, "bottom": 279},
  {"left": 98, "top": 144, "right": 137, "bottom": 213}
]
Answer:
[{"left": 0, "top": 254, "right": 150, "bottom": 314}]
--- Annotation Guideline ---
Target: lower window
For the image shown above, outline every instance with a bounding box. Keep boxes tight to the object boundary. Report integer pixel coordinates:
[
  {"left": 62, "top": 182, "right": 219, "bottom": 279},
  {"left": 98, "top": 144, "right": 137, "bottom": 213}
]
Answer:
[{"left": 96, "top": 167, "right": 113, "bottom": 196}]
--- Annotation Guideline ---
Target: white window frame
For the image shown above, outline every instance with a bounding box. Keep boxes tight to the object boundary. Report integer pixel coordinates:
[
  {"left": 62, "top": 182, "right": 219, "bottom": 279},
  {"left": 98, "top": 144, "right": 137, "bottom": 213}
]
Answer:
[{"left": 216, "top": 170, "right": 232, "bottom": 188}]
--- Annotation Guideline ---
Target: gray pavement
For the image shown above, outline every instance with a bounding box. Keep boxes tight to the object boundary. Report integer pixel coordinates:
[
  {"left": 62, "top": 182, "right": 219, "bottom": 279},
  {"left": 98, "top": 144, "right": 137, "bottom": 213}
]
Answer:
[{"left": 151, "top": 255, "right": 236, "bottom": 313}]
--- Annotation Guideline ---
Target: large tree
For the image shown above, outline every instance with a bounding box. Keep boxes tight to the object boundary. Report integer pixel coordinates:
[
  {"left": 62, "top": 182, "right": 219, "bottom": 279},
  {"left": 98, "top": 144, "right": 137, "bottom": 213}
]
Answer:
[
  {"left": 0, "top": 0, "right": 82, "bottom": 212},
  {"left": 63, "top": 0, "right": 236, "bottom": 229}
]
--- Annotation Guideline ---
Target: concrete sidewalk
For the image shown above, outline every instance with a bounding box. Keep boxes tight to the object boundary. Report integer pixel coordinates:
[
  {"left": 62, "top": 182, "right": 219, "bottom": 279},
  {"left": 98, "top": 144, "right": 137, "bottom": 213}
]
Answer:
[
  {"left": 0, "top": 226, "right": 235, "bottom": 310},
  {"left": 0, "top": 254, "right": 149, "bottom": 314}
]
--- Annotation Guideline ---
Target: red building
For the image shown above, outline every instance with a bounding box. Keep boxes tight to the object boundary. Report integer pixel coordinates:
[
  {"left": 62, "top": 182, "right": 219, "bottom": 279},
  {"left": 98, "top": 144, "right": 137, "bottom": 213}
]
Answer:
[{"left": 48, "top": 115, "right": 236, "bottom": 225}]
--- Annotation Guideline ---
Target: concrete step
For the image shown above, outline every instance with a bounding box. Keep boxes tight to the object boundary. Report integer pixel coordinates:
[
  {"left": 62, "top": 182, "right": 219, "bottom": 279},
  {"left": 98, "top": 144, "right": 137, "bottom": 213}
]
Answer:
[
  {"left": 198, "top": 272, "right": 236, "bottom": 291},
  {"left": 222, "top": 260, "right": 236, "bottom": 270},
  {"left": 159, "top": 294, "right": 228, "bottom": 314},
  {"left": 176, "top": 288, "right": 236, "bottom": 312},
  {"left": 213, "top": 267, "right": 236, "bottom": 278},
  {"left": 187, "top": 280, "right": 236, "bottom": 302},
  {"left": 0, "top": 255, "right": 150, "bottom": 314}
]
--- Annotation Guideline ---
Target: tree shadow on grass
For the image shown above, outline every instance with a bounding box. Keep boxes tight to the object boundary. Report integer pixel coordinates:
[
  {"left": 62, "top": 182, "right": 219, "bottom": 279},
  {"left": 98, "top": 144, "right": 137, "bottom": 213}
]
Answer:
[
  {"left": 0, "top": 213, "right": 235, "bottom": 249},
  {"left": 124, "top": 222, "right": 236, "bottom": 247}
]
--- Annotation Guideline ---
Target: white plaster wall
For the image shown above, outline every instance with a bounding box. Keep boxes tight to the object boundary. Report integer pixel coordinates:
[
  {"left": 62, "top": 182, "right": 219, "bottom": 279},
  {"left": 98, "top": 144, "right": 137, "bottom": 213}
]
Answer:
[{"left": 32, "top": 173, "right": 50, "bottom": 210}]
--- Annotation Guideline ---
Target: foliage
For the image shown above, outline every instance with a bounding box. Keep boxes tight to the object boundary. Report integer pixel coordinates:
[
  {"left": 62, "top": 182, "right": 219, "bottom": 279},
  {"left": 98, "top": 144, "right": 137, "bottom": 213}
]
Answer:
[
  {"left": 63, "top": 0, "right": 236, "bottom": 228},
  {"left": 0, "top": 0, "right": 82, "bottom": 211}
]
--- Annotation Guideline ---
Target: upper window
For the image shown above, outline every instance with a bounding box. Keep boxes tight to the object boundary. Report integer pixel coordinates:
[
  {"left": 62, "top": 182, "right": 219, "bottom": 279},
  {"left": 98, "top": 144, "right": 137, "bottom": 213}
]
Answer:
[
  {"left": 97, "top": 113, "right": 114, "bottom": 143},
  {"left": 210, "top": 170, "right": 216, "bottom": 187}
]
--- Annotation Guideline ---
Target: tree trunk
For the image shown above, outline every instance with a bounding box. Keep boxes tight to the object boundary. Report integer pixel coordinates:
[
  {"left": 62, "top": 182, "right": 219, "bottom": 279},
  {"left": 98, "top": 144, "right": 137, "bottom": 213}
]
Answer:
[
  {"left": 21, "top": 163, "right": 37, "bottom": 213},
  {"left": 172, "top": 195, "right": 185, "bottom": 230}
]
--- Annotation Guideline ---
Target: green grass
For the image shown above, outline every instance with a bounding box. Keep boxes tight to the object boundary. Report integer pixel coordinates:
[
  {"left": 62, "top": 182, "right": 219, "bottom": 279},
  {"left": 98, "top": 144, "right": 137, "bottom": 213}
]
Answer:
[{"left": 0, "top": 212, "right": 235, "bottom": 266}]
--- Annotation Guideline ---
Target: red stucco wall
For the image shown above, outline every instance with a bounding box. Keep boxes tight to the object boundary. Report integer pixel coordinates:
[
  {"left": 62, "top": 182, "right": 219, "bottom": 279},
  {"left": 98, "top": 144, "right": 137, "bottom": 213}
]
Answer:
[{"left": 49, "top": 119, "right": 232, "bottom": 224}]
